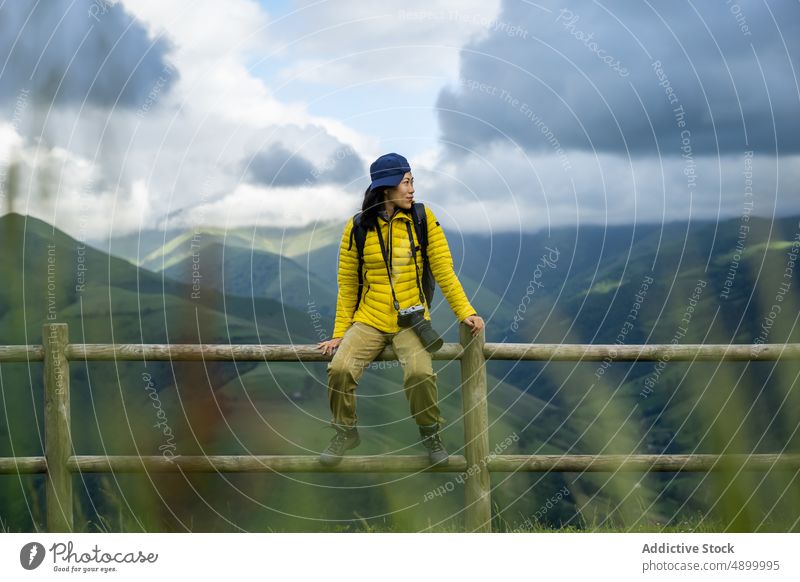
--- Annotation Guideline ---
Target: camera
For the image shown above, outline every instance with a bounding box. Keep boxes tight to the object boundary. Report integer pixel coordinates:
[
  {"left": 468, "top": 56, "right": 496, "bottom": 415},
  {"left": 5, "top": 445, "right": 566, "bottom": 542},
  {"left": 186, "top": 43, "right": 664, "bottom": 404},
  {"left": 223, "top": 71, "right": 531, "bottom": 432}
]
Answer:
[{"left": 397, "top": 305, "right": 444, "bottom": 353}]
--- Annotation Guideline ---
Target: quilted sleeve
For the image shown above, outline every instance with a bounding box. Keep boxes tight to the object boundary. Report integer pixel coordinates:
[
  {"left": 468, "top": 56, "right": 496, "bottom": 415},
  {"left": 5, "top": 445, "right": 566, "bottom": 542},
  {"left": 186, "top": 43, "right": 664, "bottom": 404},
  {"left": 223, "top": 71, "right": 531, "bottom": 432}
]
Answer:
[
  {"left": 332, "top": 217, "right": 360, "bottom": 338},
  {"left": 424, "top": 206, "right": 477, "bottom": 321}
]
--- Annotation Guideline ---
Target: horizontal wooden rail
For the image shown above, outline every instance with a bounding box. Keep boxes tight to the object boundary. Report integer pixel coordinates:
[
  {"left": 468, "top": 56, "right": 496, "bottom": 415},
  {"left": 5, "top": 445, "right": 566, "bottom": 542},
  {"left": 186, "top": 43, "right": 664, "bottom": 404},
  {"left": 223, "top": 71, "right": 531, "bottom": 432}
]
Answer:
[
  {"left": 485, "top": 453, "right": 800, "bottom": 472},
  {"left": 0, "top": 345, "right": 45, "bottom": 362},
  {"left": 65, "top": 343, "right": 465, "bottom": 362},
  {"left": 67, "top": 455, "right": 468, "bottom": 473},
  {"left": 5, "top": 454, "right": 796, "bottom": 475},
  {"left": 0, "top": 456, "right": 48, "bottom": 473},
  {"left": 484, "top": 342, "right": 800, "bottom": 361},
  {"left": 54, "top": 342, "right": 800, "bottom": 362}
]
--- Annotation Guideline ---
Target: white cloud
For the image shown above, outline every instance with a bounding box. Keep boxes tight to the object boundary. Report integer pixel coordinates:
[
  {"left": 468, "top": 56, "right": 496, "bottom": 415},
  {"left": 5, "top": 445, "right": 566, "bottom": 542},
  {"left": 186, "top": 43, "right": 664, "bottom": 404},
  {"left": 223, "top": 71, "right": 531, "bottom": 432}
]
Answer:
[
  {"left": 271, "top": 0, "right": 503, "bottom": 87},
  {"left": 172, "top": 182, "right": 362, "bottom": 230},
  {"left": 1, "top": 130, "right": 152, "bottom": 239},
  {"left": 418, "top": 141, "right": 800, "bottom": 233},
  {"left": 122, "top": 0, "right": 357, "bottom": 137}
]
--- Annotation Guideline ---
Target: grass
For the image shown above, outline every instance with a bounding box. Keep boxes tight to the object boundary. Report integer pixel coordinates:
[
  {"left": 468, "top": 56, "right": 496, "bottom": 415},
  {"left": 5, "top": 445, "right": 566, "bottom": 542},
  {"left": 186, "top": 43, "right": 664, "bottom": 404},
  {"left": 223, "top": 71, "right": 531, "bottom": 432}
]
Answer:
[
  {"left": 33, "top": 509, "right": 758, "bottom": 533},
  {"left": 1, "top": 511, "right": 784, "bottom": 533}
]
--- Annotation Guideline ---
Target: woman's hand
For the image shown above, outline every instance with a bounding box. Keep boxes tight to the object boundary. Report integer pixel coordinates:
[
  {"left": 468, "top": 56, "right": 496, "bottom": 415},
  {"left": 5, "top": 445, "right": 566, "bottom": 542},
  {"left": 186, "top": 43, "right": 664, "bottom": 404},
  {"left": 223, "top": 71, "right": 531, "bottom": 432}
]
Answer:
[
  {"left": 317, "top": 337, "right": 343, "bottom": 356},
  {"left": 463, "top": 314, "right": 485, "bottom": 337}
]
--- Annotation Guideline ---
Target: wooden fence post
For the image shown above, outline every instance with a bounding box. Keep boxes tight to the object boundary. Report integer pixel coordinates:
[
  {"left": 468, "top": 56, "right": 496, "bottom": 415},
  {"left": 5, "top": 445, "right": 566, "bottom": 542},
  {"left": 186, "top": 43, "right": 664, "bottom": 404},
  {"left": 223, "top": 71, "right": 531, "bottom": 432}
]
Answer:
[
  {"left": 459, "top": 321, "right": 491, "bottom": 532},
  {"left": 43, "top": 323, "right": 73, "bottom": 532}
]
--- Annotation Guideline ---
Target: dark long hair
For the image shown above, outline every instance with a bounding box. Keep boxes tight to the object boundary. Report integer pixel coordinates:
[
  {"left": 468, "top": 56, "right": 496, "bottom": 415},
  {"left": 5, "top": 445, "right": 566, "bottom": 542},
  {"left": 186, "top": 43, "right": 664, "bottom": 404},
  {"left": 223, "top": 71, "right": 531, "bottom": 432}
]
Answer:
[{"left": 359, "top": 185, "right": 386, "bottom": 230}]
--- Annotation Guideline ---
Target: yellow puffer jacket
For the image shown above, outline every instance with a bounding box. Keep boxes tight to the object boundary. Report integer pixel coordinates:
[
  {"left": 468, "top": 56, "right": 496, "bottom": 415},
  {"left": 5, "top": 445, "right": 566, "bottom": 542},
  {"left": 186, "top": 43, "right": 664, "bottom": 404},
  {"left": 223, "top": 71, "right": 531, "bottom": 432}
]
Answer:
[{"left": 332, "top": 203, "right": 476, "bottom": 337}]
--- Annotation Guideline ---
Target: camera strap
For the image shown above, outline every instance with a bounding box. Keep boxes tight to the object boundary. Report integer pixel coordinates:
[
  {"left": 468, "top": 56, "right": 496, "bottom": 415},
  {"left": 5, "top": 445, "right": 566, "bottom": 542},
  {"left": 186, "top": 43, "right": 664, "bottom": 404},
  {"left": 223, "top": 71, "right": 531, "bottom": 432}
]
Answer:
[
  {"left": 405, "top": 222, "right": 427, "bottom": 305},
  {"left": 375, "top": 221, "right": 401, "bottom": 311}
]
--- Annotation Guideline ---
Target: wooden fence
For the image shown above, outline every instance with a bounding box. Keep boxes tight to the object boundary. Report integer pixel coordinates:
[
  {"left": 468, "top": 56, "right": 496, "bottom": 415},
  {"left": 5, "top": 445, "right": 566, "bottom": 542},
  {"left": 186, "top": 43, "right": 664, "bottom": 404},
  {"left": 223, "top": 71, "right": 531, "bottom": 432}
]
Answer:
[{"left": 1, "top": 323, "right": 799, "bottom": 532}]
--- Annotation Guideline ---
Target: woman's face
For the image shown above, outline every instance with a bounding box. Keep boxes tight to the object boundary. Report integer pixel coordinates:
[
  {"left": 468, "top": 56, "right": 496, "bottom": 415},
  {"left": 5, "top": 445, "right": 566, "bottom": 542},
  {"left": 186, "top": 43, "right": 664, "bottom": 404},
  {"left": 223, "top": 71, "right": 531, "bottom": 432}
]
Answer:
[{"left": 384, "top": 172, "right": 415, "bottom": 210}]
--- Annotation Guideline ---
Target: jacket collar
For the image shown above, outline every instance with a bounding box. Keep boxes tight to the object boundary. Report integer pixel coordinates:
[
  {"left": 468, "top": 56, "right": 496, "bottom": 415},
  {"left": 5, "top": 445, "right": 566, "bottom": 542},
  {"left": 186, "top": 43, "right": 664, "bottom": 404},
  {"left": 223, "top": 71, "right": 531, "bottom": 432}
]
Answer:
[{"left": 378, "top": 206, "right": 412, "bottom": 223}]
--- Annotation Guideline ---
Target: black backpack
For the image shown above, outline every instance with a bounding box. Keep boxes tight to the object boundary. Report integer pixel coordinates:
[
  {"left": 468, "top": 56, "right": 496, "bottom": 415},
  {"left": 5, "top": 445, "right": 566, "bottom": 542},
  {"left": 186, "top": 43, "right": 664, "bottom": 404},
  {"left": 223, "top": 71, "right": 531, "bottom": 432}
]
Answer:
[{"left": 347, "top": 203, "right": 435, "bottom": 312}]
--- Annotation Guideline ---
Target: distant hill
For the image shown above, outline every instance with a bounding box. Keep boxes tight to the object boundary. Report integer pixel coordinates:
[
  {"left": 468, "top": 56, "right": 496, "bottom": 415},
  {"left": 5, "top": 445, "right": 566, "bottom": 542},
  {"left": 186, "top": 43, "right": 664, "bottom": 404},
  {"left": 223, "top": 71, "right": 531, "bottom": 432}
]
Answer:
[
  {"left": 159, "top": 240, "right": 337, "bottom": 314},
  {"left": 0, "top": 212, "right": 313, "bottom": 344},
  {"left": 100, "top": 220, "right": 343, "bottom": 313},
  {"left": 103, "top": 220, "right": 344, "bottom": 271}
]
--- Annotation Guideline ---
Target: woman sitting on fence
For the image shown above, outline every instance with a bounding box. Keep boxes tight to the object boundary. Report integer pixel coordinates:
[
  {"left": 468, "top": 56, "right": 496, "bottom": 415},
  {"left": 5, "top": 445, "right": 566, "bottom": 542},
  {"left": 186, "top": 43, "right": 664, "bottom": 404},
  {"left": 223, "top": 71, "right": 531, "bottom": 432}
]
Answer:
[{"left": 316, "top": 152, "right": 485, "bottom": 466}]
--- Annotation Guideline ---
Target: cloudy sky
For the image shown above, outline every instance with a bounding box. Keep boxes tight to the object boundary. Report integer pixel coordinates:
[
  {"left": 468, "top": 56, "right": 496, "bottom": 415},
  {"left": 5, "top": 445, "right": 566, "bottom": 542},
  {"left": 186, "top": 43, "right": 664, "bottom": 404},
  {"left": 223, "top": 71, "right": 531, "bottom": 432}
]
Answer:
[{"left": 0, "top": 0, "right": 798, "bottom": 241}]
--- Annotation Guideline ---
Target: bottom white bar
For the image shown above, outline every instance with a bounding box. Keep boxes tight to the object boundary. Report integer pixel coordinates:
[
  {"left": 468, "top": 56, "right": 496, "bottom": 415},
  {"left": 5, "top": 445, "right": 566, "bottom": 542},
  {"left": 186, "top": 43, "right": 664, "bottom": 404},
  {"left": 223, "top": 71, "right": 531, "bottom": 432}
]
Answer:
[{"left": 1, "top": 533, "right": 797, "bottom": 581}]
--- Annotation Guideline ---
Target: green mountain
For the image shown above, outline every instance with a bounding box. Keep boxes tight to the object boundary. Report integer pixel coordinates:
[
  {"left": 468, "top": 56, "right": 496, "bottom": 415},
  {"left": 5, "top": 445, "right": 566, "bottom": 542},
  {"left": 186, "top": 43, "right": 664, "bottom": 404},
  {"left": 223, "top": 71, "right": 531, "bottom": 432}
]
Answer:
[
  {"left": 160, "top": 240, "right": 336, "bottom": 314},
  {"left": 105, "top": 220, "right": 343, "bottom": 273},
  {"left": 103, "top": 221, "right": 342, "bottom": 314}
]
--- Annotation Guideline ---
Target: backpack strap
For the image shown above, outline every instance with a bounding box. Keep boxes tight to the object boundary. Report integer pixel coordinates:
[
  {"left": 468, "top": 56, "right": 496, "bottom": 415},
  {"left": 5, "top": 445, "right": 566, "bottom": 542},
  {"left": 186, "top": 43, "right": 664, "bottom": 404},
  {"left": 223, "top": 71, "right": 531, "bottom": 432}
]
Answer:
[
  {"left": 409, "top": 203, "right": 436, "bottom": 307},
  {"left": 348, "top": 212, "right": 367, "bottom": 311},
  {"left": 410, "top": 202, "right": 428, "bottom": 255}
]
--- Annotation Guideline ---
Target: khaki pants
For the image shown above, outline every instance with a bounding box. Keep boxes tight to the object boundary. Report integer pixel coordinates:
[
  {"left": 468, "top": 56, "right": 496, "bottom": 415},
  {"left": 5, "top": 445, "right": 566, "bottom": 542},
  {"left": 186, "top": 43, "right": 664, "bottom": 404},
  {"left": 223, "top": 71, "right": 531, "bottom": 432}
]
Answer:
[{"left": 327, "top": 322, "right": 445, "bottom": 428}]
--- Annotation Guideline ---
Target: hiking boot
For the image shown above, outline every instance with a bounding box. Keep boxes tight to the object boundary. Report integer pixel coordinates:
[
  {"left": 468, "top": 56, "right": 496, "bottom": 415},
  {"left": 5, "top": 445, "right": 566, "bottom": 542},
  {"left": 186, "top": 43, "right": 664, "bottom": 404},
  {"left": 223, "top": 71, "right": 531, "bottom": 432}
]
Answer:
[
  {"left": 419, "top": 423, "right": 449, "bottom": 466},
  {"left": 319, "top": 424, "right": 360, "bottom": 466}
]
